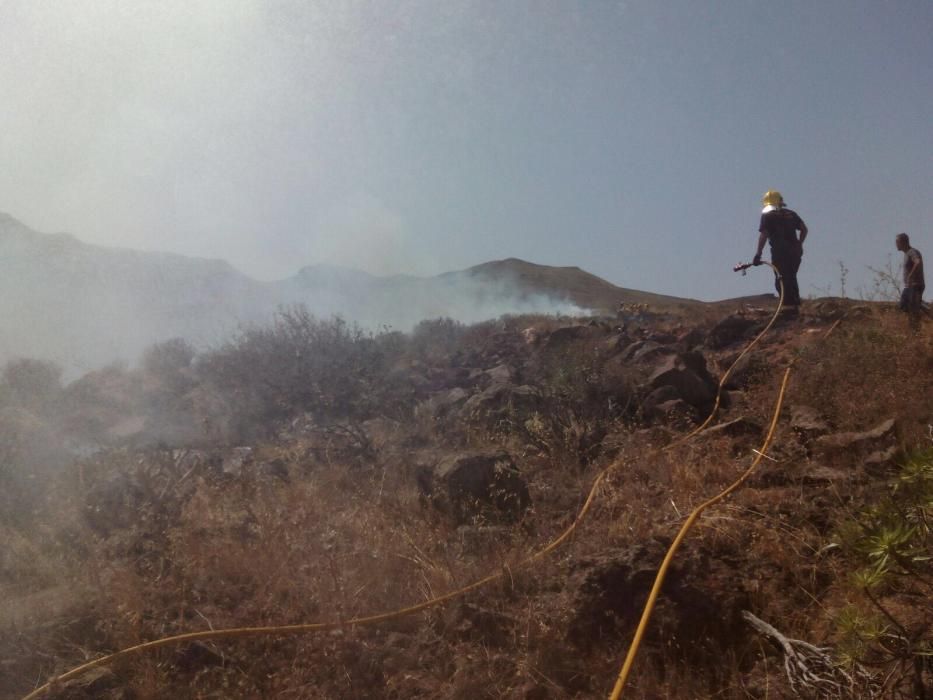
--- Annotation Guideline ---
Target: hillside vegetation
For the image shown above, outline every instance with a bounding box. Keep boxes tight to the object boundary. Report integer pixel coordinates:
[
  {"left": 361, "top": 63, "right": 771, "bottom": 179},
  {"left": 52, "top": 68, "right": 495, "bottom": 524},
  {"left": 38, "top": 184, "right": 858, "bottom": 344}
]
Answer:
[{"left": 1, "top": 300, "right": 931, "bottom": 699}]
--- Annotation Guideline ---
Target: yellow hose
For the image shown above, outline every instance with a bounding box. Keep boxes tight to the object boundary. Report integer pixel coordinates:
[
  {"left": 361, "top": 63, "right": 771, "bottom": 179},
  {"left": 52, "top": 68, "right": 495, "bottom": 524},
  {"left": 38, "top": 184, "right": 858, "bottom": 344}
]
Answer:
[
  {"left": 608, "top": 366, "right": 791, "bottom": 700},
  {"left": 608, "top": 269, "right": 844, "bottom": 699}
]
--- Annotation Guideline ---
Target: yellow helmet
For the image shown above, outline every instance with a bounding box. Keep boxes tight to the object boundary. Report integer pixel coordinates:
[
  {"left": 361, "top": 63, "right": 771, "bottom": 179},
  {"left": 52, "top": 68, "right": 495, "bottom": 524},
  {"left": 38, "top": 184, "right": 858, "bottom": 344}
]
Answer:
[{"left": 762, "top": 190, "right": 784, "bottom": 208}]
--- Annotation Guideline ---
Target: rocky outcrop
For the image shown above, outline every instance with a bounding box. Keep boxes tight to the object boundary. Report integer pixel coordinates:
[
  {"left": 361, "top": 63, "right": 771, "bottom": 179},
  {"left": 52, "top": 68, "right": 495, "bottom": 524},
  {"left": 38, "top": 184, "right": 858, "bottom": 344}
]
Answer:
[
  {"left": 645, "top": 351, "right": 718, "bottom": 413},
  {"left": 567, "top": 541, "right": 750, "bottom": 658},
  {"left": 708, "top": 315, "right": 762, "bottom": 349},
  {"left": 415, "top": 387, "right": 470, "bottom": 420},
  {"left": 417, "top": 450, "right": 531, "bottom": 524},
  {"left": 461, "top": 383, "right": 543, "bottom": 424}
]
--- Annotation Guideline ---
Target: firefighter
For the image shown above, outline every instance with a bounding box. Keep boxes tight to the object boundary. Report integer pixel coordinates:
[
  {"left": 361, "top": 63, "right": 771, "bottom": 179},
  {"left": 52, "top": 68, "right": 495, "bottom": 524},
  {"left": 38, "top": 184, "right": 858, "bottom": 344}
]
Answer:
[{"left": 753, "top": 190, "right": 808, "bottom": 314}]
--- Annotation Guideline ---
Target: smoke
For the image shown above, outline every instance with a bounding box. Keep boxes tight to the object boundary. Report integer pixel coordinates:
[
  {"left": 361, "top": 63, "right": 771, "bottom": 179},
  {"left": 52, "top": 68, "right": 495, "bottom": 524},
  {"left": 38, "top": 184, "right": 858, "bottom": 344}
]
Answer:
[
  {"left": 289, "top": 267, "right": 595, "bottom": 331},
  {"left": 0, "top": 214, "right": 594, "bottom": 375}
]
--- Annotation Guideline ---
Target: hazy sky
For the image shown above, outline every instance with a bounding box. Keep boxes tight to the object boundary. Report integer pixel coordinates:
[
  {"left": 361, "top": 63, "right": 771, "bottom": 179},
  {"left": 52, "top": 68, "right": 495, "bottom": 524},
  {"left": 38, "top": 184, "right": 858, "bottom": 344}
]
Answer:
[{"left": 2, "top": 1, "right": 931, "bottom": 301}]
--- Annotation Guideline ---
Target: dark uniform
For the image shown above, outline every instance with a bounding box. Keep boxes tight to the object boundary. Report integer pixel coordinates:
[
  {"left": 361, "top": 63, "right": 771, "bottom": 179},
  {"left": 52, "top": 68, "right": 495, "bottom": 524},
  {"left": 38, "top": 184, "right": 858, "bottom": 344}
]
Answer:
[
  {"left": 759, "top": 208, "right": 806, "bottom": 307},
  {"left": 899, "top": 245, "right": 924, "bottom": 328}
]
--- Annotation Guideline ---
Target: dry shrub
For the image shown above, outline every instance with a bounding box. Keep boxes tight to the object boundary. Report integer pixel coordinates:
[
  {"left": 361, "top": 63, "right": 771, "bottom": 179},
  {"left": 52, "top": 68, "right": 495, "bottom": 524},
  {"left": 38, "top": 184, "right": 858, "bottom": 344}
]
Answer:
[{"left": 195, "top": 308, "right": 409, "bottom": 441}]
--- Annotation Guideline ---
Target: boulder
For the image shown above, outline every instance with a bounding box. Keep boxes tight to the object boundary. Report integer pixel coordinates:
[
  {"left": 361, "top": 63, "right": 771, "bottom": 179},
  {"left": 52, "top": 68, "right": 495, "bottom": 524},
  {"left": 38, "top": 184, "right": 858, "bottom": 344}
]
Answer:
[
  {"left": 484, "top": 364, "right": 514, "bottom": 384},
  {"left": 567, "top": 542, "right": 750, "bottom": 656},
  {"left": 415, "top": 387, "right": 470, "bottom": 419},
  {"left": 645, "top": 330, "right": 678, "bottom": 345},
  {"left": 708, "top": 315, "right": 761, "bottom": 350},
  {"left": 641, "top": 385, "right": 681, "bottom": 415},
  {"left": 677, "top": 327, "right": 707, "bottom": 350},
  {"left": 632, "top": 342, "right": 675, "bottom": 363},
  {"left": 417, "top": 450, "right": 531, "bottom": 525},
  {"left": 647, "top": 353, "right": 717, "bottom": 411},
  {"left": 461, "top": 384, "right": 543, "bottom": 424},
  {"left": 543, "top": 325, "right": 591, "bottom": 349},
  {"left": 619, "top": 340, "right": 660, "bottom": 362}
]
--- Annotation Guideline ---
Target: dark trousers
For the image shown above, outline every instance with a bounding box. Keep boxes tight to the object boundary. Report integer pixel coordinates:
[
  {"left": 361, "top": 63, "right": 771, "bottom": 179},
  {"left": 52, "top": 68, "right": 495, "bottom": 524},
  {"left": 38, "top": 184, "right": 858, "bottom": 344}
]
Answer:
[
  {"left": 771, "top": 245, "right": 802, "bottom": 307},
  {"left": 900, "top": 286, "right": 925, "bottom": 330}
]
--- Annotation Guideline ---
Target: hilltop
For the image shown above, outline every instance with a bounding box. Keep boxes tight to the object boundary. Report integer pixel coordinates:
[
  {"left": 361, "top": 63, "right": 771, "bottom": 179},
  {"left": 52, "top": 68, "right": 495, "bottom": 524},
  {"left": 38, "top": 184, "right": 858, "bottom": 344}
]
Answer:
[{"left": 1, "top": 295, "right": 931, "bottom": 698}]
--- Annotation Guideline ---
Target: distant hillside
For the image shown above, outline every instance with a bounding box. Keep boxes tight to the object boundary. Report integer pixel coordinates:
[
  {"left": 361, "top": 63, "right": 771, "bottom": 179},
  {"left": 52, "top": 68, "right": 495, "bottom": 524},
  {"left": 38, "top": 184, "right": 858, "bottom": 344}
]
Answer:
[
  {"left": 457, "top": 257, "right": 699, "bottom": 311},
  {"left": 0, "top": 213, "right": 716, "bottom": 371},
  {"left": 0, "top": 213, "right": 275, "bottom": 373}
]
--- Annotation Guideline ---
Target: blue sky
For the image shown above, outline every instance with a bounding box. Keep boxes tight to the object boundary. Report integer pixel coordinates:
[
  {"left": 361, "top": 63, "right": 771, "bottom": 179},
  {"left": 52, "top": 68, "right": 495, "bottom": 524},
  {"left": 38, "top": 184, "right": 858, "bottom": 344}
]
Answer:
[{"left": 1, "top": 0, "right": 930, "bottom": 301}]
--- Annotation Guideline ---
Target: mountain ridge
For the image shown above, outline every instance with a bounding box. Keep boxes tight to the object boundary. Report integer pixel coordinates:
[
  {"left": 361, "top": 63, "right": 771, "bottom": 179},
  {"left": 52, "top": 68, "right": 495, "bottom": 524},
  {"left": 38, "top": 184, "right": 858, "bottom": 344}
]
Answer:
[{"left": 0, "top": 213, "right": 728, "bottom": 372}]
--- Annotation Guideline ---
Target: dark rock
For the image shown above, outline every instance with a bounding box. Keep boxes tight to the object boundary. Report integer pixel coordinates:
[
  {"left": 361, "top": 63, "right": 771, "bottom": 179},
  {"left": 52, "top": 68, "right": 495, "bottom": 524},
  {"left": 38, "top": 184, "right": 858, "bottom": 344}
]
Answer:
[
  {"left": 415, "top": 387, "right": 470, "bottom": 419},
  {"left": 641, "top": 385, "right": 681, "bottom": 414},
  {"left": 708, "top": 315, "right": 761, "bottom": 349},
  {"left": 680, "top": 350, "right": 716, "bottom": 383},
  {"left": 647, "top": 353, "right": 717, "bottom": 411},
  {"left": 568, "top": 543, "right": 667, "bottom": 649},
  {"left": 418, "top": 451, "right": 531, "bottom": 524},
  {"left": 631, "top": 341, "right": 675, "bottom": 363},
  {"left": 175, "top": 641, "right": 226, "bottom": 671},
  {"left": 619, "top": 340, "right": 660, "bottom": 362},
  {"left": 677, "top": 327, "right": 707, "bottom": 350},
  {"left": 543, "top": 325, "right": 591, "bottom": 349},
  {"left": 484, "top": 364, "right": 514, "bottom": 384},
  {"left": 604, "top": 332, "right": 633, "bottom": 356},
  {"left": 461, "top": 384, "right": 543, "bottom": 423},
  {"left": 567, "top": 542, "right": 750, "bottom": 657},
  {"left": 257, "top": 457, "right": 290, "bottom": 481},
  {"left": 646, "top": 331, "right": 678, "bottom": 345}
]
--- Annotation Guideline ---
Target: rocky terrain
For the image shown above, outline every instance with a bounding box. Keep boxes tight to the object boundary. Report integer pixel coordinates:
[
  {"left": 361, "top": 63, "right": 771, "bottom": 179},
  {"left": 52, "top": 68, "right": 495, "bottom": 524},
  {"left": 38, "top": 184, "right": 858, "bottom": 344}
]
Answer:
[{"left": 1, "top": 296, "right": 931, "bottom": 699}]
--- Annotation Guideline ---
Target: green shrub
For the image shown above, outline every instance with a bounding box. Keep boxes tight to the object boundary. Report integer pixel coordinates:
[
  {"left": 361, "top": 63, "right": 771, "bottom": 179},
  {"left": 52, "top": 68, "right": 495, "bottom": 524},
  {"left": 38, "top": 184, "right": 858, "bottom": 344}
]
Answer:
[{"left": 835, "top": 448, "right": 933, "bottom": 696}]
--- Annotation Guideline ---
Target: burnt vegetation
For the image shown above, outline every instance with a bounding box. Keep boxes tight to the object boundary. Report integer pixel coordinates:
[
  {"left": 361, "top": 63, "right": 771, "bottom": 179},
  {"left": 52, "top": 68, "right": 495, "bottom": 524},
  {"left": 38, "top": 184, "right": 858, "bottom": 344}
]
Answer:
[{"left": 1, "top": 302, "right": 932, "bottom": 699}]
